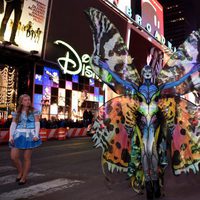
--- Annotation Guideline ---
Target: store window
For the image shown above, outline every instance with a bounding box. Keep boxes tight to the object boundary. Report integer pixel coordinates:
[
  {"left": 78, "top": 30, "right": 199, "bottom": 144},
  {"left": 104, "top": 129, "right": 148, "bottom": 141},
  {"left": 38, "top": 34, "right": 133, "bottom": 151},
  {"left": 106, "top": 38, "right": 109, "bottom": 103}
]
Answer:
[{"left": 33, "top": 64, "right": 104, "bottom": 121}]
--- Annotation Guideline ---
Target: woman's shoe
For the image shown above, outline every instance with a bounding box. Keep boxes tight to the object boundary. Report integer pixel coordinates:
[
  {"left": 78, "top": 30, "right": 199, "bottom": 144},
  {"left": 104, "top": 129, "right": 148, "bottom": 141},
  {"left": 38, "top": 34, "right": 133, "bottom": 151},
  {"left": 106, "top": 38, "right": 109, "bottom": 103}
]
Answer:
[
  {"left": 16, "top": 177, "right": 21, "bottom": 182},
  {"left": 18, "top": 180, "right": 26, "bottom": 185},
  {"left": 153, "top": 180, "right": 161, "bottom": 198},
  {"left": 146, "top": 181, "right": 154, "bottom": 200}
]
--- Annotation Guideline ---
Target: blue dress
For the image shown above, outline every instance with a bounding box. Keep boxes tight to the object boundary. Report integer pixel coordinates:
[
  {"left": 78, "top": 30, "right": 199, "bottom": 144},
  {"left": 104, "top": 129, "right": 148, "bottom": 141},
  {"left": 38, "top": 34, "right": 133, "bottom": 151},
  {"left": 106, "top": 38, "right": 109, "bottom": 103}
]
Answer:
[{"left": 9, "top": 111, "right": 42, "bottom": 149}]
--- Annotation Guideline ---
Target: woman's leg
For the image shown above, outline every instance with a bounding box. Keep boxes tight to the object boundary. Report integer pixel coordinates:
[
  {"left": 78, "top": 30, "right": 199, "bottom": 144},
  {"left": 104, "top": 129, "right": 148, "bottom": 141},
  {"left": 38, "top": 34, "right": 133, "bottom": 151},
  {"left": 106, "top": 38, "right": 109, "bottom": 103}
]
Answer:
[
  {"left": 20, "top": 149, "right": 33, "bottom": 182},
  {"left": 148, "top": 125, "right": 158, "bottom": 181},
  {"left": 10, "top": 148, "right": 23, "bottom": 179},
  {"left": 148, "top": 125, "right": 161, "bottom": 199},
  {"left": 141, "top": 127, "right": 154, "bottom": 200}
]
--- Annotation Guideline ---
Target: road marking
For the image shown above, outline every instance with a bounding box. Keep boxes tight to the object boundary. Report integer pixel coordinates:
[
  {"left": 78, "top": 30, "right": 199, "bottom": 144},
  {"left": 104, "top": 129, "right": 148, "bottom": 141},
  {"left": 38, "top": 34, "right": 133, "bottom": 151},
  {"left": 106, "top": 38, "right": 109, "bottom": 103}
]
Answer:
[
  {"left": 0, "top": 172, "right": 44, "bottom": 185},
  {"left": 34, "top": 149, "right": 94, "bottom": 162},
  {"left": 0, "top": 178, "right": 84, "bottom": 200},
  {"left": 0, "top": 166, "right": 15, "bottom": 173}
]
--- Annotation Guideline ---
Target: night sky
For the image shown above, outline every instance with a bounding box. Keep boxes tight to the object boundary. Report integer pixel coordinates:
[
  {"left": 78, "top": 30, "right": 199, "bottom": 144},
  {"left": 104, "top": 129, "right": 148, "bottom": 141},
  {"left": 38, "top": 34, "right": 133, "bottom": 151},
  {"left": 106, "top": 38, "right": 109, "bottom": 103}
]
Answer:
[{"left": 158, "top": 0, "right": 200, "bottom": 30}]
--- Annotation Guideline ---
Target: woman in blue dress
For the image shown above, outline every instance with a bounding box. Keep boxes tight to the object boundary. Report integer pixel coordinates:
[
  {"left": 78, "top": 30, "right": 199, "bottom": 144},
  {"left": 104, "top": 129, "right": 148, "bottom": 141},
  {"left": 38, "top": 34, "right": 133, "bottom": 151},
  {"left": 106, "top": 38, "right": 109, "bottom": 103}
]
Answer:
[{"left": 9, "top": 94, "right": 42, "bottom": 185}]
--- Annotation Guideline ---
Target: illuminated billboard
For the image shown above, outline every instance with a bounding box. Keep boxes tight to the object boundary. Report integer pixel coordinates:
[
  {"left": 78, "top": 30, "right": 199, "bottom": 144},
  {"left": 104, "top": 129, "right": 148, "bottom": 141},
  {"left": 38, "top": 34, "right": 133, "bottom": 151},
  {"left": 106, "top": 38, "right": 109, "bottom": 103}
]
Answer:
[
  {"left": 141, "top": 0, "right": 164, "bottom": 35},
  {"left": 0, "top": 0, "right": 49, "bottom": 55},
  {"left": 107, "top": 0, "right": 131, "bottom": 15}
]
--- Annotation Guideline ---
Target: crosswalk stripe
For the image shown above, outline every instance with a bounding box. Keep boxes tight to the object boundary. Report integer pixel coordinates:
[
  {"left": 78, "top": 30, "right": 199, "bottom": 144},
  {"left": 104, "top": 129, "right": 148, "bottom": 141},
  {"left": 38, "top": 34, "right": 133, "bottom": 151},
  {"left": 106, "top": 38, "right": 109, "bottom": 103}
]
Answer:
[
  {"left": 0, "top": 166, "right": 15, "bottom": 173},
  {"left": 0, "top": 178, "right": 84, "bottom": 200},
  {"left": 0, "top": 172, "right": 44, "bottom": 185}
]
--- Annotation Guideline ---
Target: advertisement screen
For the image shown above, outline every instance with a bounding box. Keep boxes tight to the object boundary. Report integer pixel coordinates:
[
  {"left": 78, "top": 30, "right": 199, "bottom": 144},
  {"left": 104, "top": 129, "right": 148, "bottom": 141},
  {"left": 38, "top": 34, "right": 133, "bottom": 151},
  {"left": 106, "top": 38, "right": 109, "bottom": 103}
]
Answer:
[
  {"left": 43, "top": 66, "right": 59, "bottom": 87},
  {"left": 141, "top": 0, "right": 164, "bottom": 35},
  {"left": 107, "top": 0, "right": 131, "bottom": 15},
  {"left": 0, "top": 0, "right": 49, "bottom": 55},
  {"left": 58, "top": 88, "right": 65, "bottom": 106}
]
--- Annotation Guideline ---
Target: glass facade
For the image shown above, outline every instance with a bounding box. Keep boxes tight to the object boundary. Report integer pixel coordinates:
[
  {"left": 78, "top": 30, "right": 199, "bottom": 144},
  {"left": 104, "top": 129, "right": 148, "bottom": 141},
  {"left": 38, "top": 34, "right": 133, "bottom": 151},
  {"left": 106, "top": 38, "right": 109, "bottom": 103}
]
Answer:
[{"left": 33, "top": 64, "right": 104, "bottom": 120}]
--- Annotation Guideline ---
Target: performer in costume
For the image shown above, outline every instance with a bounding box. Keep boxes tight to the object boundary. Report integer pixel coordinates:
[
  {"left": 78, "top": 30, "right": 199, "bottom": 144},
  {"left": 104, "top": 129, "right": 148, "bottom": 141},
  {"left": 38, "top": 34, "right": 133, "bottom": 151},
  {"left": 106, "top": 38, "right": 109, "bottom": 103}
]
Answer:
[
  {"left": 85, "top": 8, "right": 200, "bottom": 200},
  {"left": 9, "top": 94, "right": 42, "bottom": 185}
]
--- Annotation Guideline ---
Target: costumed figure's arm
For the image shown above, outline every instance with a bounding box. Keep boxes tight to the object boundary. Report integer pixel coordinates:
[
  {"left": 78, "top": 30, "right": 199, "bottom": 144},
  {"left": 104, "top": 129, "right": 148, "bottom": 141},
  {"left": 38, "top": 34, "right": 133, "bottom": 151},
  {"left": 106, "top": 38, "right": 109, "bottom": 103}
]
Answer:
[
  {"left": 99, "top": 59, "right": 138, "bottom": 93},
  {"left": 161, "top": 63, "right": 200, "bottom": 90},
  {"left": 157, "top": 30, "right": 200, "bottom": 95},
  {"left": 85, "top": 7, "right": 141, "bottom": 96}
]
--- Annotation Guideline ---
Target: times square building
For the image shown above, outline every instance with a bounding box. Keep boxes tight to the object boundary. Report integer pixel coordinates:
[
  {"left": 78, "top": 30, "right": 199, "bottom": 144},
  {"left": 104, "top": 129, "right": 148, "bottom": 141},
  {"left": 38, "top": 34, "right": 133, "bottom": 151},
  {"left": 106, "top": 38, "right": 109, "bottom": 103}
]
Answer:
[{"left": 0, "top": 0, "right": 173, "bottom": 122}]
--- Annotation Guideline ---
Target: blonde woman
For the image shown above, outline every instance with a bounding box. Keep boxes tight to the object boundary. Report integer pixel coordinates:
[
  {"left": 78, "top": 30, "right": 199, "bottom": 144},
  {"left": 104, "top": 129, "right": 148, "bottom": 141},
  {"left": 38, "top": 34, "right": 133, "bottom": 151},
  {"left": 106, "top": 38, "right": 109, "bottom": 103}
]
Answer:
[{"left": 9, "top": 94, "right": 42, "bottom": 185}]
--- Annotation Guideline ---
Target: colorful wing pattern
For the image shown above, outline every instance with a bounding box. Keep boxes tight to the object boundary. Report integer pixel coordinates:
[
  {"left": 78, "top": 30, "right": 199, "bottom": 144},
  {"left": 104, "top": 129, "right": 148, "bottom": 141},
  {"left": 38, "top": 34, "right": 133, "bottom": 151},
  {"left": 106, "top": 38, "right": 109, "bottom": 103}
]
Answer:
[
  {"left": 157, "top": 30, "right": 200, "bottom": 95},
  {"left": 171, "top": 98, "right": 200, "bottom": 175},
  {"left": 85, "top": 7, "right": 200, "bottom": 189},
  {"left": 92, "top": 95, "right": 139, "bottom": 172},
  {"left": 158, "top": 97, "right": 200, "bottom": 174},
  {"left": 85, "top": 7, "right": 141, "bottom": 95}
]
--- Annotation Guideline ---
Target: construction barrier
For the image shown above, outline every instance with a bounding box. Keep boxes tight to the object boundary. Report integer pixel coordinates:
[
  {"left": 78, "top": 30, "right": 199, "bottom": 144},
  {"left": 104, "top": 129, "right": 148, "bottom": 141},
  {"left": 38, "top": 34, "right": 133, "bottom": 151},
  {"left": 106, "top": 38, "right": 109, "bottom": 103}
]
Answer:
[
  {"left": 39, "top": 128, "right": 48, "bottom": 142},
  {"left": 0, "top": 127, "right": 88, "bottom": 143},
  {"left": 66, "top": 127, "right": 87, "bottom": 138},
  {"left": 56, "top": 127, "right": 66, "bottom": 140},
  {"left": 47, "top": 129, "right": 57, "bottom": 140}
]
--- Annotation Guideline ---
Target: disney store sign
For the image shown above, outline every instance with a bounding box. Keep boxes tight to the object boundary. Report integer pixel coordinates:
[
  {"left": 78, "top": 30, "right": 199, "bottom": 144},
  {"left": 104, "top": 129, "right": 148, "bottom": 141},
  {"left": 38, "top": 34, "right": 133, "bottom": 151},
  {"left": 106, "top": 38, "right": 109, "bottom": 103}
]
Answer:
[{"left": 54, "top": 40, "right": 97, "bottom": 79}]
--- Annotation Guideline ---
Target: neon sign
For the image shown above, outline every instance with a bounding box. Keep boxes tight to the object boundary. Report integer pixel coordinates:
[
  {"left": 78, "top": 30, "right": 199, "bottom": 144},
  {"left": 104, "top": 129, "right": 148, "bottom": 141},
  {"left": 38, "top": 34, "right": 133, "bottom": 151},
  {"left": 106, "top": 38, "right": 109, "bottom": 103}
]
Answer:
[
  {"left": 106, "top": 0, "right": 174, "bottom": 50},
  {"left": 126, "top": 10, "right": 174, "bottom": 50},
  {"left": 54, "top": 40, "right": 97, "bottom": 79}
]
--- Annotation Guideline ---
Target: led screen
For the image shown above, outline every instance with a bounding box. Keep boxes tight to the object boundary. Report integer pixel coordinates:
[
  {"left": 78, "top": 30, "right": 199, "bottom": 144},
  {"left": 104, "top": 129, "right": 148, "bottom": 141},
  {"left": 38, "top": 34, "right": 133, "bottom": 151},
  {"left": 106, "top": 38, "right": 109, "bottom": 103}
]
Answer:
[
  {"left": 35, "top": 74, "right": 43, "bottom": 85},
  {"left": 141, "top": 0, "right": 164, "bottom": 35},
  {"left": 107, "top": 0, "right": 131, "bottom": 15},
  {"left": 50, "top": 103, "right": 58, "bottom": 115},
  {"left": 33, "top": 64, "right": 105, "bottom": 119},
  {"left": 42, "top": 86, "right": 51, "bottom": 102},
  {"left": 34, "top": 94, "right": 43, "bottom": 104},
  {"left": 89, "top": 78, "right": 95, "bottom": 86},
  {"left": 58, "top": 88, "right": 65, "bottom": 106},
  {"left": 65, "top": 81, "right": 72, "bottom": 90},
  {"left": 44, "top": 67, "right": 59, "bottom": 87},
  {"left": 72, "top": 75, "right": 79, "bottom": 83}
]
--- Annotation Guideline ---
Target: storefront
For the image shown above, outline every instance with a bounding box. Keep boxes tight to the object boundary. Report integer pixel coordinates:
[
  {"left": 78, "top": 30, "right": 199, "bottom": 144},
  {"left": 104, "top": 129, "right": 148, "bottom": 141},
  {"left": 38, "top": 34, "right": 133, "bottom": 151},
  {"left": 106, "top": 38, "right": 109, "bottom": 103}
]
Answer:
[
  {"left": 0, "top": 0, "right": 50, "bottom": 120},
  {"left": 0, "top": 0, "right": 174, "bottom": 121}
]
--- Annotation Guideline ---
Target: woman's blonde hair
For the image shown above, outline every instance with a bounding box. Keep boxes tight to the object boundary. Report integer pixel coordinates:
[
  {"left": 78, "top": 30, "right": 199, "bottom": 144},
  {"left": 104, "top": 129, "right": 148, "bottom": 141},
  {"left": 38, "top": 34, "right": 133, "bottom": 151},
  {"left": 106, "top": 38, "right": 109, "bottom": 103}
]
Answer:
[{"left": 15, "top": 94, "right": 34, "bottom": 123}]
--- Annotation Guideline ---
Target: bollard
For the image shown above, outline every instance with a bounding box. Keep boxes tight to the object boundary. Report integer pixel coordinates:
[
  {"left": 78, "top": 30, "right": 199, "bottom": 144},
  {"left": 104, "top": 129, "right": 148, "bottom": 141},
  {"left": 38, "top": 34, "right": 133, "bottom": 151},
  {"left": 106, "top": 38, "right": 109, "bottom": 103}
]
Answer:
[
  {"left": 39, "top": 128, "right": 48, "bottom": 141},
  {"left": 57, "top": 127, "right": 66, "bottom": 140}
]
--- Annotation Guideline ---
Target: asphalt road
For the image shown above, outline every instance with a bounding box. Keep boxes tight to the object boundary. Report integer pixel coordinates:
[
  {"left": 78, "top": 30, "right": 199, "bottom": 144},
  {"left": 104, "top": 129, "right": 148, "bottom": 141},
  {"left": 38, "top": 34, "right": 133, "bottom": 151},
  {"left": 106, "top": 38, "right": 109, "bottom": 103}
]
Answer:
[{"left": 0, "top": 137, "right": 199, "bottom": 200}]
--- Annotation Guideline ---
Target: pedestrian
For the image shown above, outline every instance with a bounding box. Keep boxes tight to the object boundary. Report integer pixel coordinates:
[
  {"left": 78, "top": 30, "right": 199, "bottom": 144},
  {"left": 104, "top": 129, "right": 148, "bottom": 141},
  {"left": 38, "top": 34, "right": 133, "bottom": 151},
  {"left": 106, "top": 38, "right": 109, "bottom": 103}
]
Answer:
[
  {"left": 9, "top": 94, "right": 42, "bottom": 185},
  {"left": 88, "top": 110, "right": 93, "bottom": 124},
  {"left": 83, "top": 109, "right": 89, "bottom": 127}
]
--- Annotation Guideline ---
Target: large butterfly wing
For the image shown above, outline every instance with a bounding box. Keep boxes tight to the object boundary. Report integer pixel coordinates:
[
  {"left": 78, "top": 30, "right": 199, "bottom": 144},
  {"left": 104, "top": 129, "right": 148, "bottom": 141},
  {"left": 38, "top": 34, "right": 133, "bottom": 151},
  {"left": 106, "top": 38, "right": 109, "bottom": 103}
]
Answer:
[
  {"left": 85, "top": 7, "right": 141, "bottom": 95},
  {"left": 91, "top": 95, "right": 139, "bottom": 173},
  {"left": 157, "top": 30, "right": 200, "bottom": 95},
  {"left": 171, "top": 98, "right": 200, "bottom": 175},
  {"left": 148, "top": 47, "right": 164, "bottom": 83},
  {"left": 158, "top": 97, "right": 200, "bottom": 175}
]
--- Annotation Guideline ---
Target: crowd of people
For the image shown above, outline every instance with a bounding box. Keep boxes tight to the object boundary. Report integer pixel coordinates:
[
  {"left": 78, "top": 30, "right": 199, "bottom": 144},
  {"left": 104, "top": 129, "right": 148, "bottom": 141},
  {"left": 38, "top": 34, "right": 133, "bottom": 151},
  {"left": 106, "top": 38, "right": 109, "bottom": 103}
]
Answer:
[
  {"left": 0, "top": 110, "right": 94, "bottom": 129},
  {"left": 40, "top": 117, "right": 90, "bottom": 129}
]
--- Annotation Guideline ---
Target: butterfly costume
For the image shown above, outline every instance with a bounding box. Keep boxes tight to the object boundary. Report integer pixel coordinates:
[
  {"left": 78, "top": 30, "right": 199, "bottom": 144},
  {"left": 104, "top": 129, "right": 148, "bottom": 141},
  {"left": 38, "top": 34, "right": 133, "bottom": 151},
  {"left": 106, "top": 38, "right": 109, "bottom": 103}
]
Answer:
[{"left": 85, "top": 7, "right": 200, "bottom": 199}]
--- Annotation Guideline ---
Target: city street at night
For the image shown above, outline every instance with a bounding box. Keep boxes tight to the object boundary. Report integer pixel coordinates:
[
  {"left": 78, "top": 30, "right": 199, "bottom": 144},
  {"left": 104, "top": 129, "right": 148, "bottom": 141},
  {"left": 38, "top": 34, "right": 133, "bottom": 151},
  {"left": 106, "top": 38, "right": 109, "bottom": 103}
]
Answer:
[
  {"left": 0, "top": 1, "right": 200, "bottom": 200},
  {"left": 0, "top": 137, "right": 199, "bottom": 200}
]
